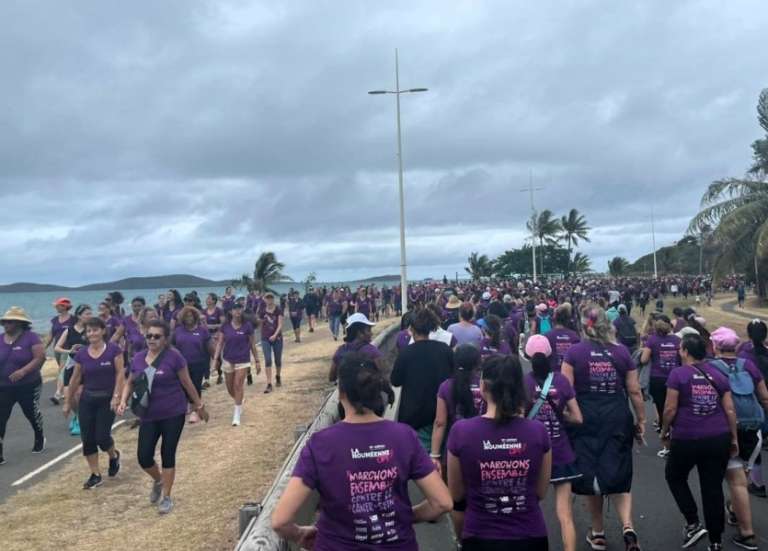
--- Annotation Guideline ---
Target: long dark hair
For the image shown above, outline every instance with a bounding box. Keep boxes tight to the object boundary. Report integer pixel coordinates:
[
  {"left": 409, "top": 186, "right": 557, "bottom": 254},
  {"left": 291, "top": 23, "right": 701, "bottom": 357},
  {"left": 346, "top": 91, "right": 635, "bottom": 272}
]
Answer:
[
  {"left": 530, "top": 353, "right": 551, "bottom": 383},
  {"left": 453, "top": 345, "right": 481, "bottom": 419},
  {"left": 338, "top": 353, "right": 394, "bottom": 416},
  {"left": 484, "top": 314, "right": 503, "bottom": 348},
  {"left": 481, "top": 355, "right": 526, "bottom": 424},
  {"left": 747, "top": 319, "right": 768, "bottom": 377}
]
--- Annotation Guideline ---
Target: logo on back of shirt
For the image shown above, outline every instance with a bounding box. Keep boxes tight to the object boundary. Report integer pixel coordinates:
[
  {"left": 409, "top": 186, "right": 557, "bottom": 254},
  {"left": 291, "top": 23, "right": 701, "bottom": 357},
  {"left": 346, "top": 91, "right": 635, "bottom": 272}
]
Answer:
[
  {"left": 351, "top": 444, "right": 393, "bottom": 463},
  {"left": 483, "top": 438, "right": 527, "bottom": 456}
]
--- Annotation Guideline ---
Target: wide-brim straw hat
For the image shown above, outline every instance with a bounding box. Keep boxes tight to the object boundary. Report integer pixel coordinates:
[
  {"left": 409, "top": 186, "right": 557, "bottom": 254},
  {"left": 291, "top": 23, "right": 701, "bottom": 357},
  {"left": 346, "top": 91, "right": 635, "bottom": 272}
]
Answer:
[
  {"left": 445, "top": 296, "right": 461, "bottom": 309},
  {"left": 1, "top": 306, "right": 33, "bottom": 324}
]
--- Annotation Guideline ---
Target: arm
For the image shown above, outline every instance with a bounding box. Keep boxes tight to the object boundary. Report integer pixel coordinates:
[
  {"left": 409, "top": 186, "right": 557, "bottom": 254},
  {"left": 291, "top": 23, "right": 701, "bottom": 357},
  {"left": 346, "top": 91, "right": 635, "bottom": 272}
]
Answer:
[
  {"left": 210, "top": 332, "right": 223, "bottom": 371},
  {"left": 562, "top": 397, "right": 583, "bottom": 425},
  {"left": 112, "top": 354, "right": 125, "bottom": 411},
  {"left": 721, "top": 391, "right": 740, "bottom": 457},
  {"left": 755, "top": 380, "right": 768, "bottom": 413},
  {"left": 54, "top": 329, "right": 70, "bottom": 355},
  {"left": 412, "top": 471, "right": 453, "bottom": 522},
  {"left": 62, "top": 362, "right": 82, "bottom": 415},
  {"left": 640, "top": 346, "right": 651, "bottom": 365},
  {"left": 430, "top": 397, "right": 449, "bottom": 473},
  {"left": 271, "top": 315, "right": 284, "bottom": 341},
  {"left": 625, "top": 369, "right": 646, "bottom": 438},
  {"left": 271, "top": 477, "right": 317, "bottom": 546},
  {"left": 110, "top": 324, "right": 125, "bottom": 344},
  {"left": 447, "top": 451, "right": 465, "bottom": 504},
  {"left": 560, "top": 361, "right": 574, "bottom": 386},
  {"left": 118, "top": 374, "right": 133, "bottom": 416},
  {"left": 536, "top": 450, "right": 552, "bottom": 501},
  {"left": 43, "top": 330, "right": 54, "bottom": 351},
  {"left": 248, "top": 335, "right": 261, "bottom": 370},
  {"left": 660, "top": 387, "right": 678, "bottom": 444}
]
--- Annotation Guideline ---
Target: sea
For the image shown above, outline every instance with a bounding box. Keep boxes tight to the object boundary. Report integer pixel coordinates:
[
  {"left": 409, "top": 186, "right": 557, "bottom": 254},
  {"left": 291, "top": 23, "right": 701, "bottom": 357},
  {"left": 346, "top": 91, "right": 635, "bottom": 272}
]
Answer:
[{"left": 0, "top": 279, "right": 401, "bottom": 333}]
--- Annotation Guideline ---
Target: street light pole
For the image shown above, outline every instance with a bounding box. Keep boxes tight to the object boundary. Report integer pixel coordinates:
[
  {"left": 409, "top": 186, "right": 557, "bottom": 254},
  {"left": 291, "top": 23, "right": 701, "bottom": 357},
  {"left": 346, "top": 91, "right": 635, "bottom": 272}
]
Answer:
[
  {"left": 520, "top": 171, "right": 543, "bottom": 283},
  {"left": 368, "top": 49, "right": 428, "bottom": 314},
  {"left": 651, "top": 205, "right": 658, "bottom": 279}
]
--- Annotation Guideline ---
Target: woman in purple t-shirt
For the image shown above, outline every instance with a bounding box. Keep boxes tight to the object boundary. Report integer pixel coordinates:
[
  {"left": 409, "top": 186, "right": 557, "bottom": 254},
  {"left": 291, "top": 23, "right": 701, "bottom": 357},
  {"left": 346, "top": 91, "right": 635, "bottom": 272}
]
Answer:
[
  {"left": 478, "top": 314, "right": 512, "bottom": 358},
  {"left": 661, "top": 332, "right": 738, "bottom": 549},
  {"left": 447, "top": 354, "right": 552, "bottom": 550},
  {"left": 272, "top": 354, "right": 452, "bottom": 551},
  {"left": 258, "top": 292, "right": 284, "bottom": 393},
  {"left": 64, "top": 317, "right": 124, "bottom": 489},
  {"left": 172, "top": 306, "right": 213, "bottom": 424},
  {"left": 118, "top": 320, "right": 208, "bottom": 515},
  {"left": 524, "top": 335, "right": 582, "bottom": 551},
  {"left": 328, "top": 314, "right": 382, "bottom": 383},
  {"left": 560, "top": 306, "right": 645, "bottom": 551},
  {"left": 0, "top": 307, "right": 46, "bottom": 465},
  {"left": 44, "top": 297, "right": 74, "bottom": 405}
]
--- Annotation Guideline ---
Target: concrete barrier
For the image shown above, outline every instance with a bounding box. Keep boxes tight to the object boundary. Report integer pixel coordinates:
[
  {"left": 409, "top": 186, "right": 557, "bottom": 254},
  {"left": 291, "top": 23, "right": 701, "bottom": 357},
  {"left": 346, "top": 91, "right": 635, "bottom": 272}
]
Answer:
[{"left": 235, "top": 322, "right": 401, "bottom": 551}]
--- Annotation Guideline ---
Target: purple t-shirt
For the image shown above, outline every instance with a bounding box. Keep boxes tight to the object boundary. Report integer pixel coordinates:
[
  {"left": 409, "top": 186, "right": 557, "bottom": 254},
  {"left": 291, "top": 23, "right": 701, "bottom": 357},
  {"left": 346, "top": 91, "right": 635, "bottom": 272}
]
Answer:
[
  {"left": 130, "top": 348, "right": 189, "bottom": 421},
  {"left": 524, "top": 372, "right": 576, "bottom": 466},
  {"left": 479, "top": 337, "right": 512, "bottom": 358},
  {"left": 204, "top": 307, "right": 224, "bottom": 328},
  {"left": 448, "top": 416, "right": 550, "bottom": 540},
  {"left": 123, "top": 316, "right": 144, "bottom": 356},
  {"left": 220, "top": 321, "right": 254, "bottom": 364},
  {"left": 564, "top": 341, "right": 636, "bottom": 395},
  {"left": 163, "top": 306, "right": 181, "bottom": 324},
  {"left": 103, "top": 315, "right": 122, "bottom": 340},
  {"left": 0, "top": 331, "right": 42, "bottom": 387},
  {"left": 666, "top": 363, "right": 731, "bottom": 440},
  {"left": 673, "top": 318, "right": 687, "bottom": 333},
  {"left": 327, "top": 298, "right": 344, "bottom": 317},
  {"left": 173, "top": 324, "right": 211, "bottom": 364},
  {"left": 258, "top": 306, "right": 283, "bottom": 340},
  {"left": 75, "top": 342, "right": 121, "bottom": 395},
  {"left": 292, "top": 420, "right": 434, "bottom": 551},
  {"left": 355, "top": 298, "right": 373, "bottom": 318},
  {"left": 437, "top": 375, "right": 486, "bottom": 427},
  {"left": 645, "top": 334, "right": 681, "bottom": 379},
  {"left": 50, "top": 315, "right": 74, "bottom": 345},
  {"left": 448, "top": 323, "right": 484, "bottom": 348},
  {"left": 544, "top": 328, "right": 580, "bottom": 372},
  {"left": 396, "top": 330, "right": 411, "bottom": 351},
  {"left": 333, "top": 341, "right": 383, "bottom": 366}
]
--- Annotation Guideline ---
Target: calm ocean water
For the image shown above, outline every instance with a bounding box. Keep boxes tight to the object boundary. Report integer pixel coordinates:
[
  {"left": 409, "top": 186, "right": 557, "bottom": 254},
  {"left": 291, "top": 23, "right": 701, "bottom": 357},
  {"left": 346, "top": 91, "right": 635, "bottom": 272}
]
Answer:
[{"left": 0, "top": 279, "right": 400, "bottom": 333}]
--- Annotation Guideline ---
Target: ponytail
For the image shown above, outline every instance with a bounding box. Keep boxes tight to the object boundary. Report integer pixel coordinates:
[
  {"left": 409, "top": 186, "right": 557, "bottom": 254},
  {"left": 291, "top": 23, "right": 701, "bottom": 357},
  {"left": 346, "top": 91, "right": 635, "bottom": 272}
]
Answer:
[
  {"left": 748, "top": 319, "right": 768, "bottom": 357},
  {"left": 453, "top": 345, "right": 481, "bottom": 419},
  {"left": 481, "top": 355, "right": 526, "bottom": 424},
  {"left": 530, "top": 353, "right": 550, "bottom": 383},
  {"left": 338, "top": 353, "right": 394, "bottom": 416},
  {"left": 484, "top": 314, "right": 503, "bottom": 348}
]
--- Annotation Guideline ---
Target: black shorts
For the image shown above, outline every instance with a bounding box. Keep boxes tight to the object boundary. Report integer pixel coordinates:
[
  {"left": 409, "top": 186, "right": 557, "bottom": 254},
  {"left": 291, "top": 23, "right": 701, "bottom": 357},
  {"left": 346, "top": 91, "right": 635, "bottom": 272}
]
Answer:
[{"left": 290, "top": 316, "right": 302, "bottom": 330}]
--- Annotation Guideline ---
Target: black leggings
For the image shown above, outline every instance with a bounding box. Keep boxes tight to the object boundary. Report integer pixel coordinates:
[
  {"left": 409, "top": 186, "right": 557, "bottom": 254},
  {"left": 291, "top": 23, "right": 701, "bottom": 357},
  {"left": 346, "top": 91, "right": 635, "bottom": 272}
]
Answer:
[
  {"left": 137, "top": 414, "right": 185, "bottom": 469},
  {"left": 462, "top": 537, "right": 548, "bottom": 550},
  {"left": 79, "top": 393, "right": 115, "bottom": 456},
  {"left": 0, "top": 382, "right": 43, "bottom": 440},
  {"left": 187, "top": 361, "right": 207, "bottom": 399},
  {"left": 665, "top": 434, "right": 730, "bottom": 544},
  {"left": 649, "top": 377, "right": 668, "bottom": 420}
]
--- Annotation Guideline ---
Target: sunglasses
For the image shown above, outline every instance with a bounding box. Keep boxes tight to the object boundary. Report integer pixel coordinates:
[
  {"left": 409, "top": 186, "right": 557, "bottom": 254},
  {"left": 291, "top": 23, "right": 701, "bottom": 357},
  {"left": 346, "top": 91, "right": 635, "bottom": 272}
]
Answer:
[{"left": 146, "top": 333, "right": 164, "bottom": 340}]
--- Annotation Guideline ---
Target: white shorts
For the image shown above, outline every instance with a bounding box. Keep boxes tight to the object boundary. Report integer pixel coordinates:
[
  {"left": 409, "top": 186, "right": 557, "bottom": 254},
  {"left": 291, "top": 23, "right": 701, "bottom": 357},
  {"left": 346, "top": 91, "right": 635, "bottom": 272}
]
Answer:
[{"left": 221, "top": 361, "right": 250, "bottom": 374}]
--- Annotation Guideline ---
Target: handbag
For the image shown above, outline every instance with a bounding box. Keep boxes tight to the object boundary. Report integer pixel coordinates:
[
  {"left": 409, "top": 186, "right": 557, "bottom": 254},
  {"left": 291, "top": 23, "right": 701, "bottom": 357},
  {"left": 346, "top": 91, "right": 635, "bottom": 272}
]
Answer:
[{"left": 130, "top": 349, "right": 166, "bottom": 417}]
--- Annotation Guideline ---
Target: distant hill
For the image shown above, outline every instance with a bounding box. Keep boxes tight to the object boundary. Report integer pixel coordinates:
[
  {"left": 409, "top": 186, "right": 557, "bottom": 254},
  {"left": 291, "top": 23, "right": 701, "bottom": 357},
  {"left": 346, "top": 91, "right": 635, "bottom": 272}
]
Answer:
[
  {"left": 629, "top": 236, "right": 714, "bottom": 275},
  {"left": 0, "top": 274, "right": 233, "bottom": 294},
  {"left": 360, "top": 274, "right": 400, "bottom": 282}
]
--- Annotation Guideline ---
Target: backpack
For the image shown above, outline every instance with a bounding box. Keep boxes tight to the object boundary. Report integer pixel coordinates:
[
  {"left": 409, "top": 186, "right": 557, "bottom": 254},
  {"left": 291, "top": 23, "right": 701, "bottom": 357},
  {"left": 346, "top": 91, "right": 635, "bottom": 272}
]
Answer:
[
  {"left": 536, "top": 315, "right": 552, "bottom": 335},
  {"left": 711, "top": 358, "right": 765, "bottom": 430},
  {"left": 615, "top": 317, "right": 638, "bottom": 349},
  {"left": 130, "top": 349, "right": 166, "bottom": 418}
]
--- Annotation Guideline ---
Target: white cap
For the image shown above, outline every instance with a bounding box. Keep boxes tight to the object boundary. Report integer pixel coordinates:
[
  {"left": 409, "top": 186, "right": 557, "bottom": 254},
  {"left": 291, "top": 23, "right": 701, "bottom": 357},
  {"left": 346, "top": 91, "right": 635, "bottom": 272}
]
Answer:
[
  {"left": 482, "top": 291, "right": 491, "bottom": 300},
  {"left": 346, "top": 313, "right": 376, "bottom": 328}
]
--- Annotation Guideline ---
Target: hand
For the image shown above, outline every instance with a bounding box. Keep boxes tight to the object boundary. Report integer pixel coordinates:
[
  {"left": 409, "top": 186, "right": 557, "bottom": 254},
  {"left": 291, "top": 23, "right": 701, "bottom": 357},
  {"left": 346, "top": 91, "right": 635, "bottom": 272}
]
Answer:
[
  {"left": 8, "top": 370, "right": 25, "bottom": 383},
  {"left": 110, "top": 396, "right": 120, "bottom": 412},
  {"left": 634, "top": 421, "right": 646, "bottom": 444},
  {"left": 116, "top": 402, "right": 127, "bottom": 416},
  {"left": 660, "top": 432, "right": 670, "bottom": 448},
  {"left": 197, "top": 405, "right": 210, "bottom": 423},
  {"left": 296, "top": 525, "right": 317, "bottom": 550},
  {"left": 730, "top": 440, "right": 740, "bottom": 458},
  {"left": 269, "top": 335, "right": 277, "bottom": 343},
  {"left": 430, "top": 457, "right": 442, "bottom": 476},
  {"left": 254, "top": 362, "right": 262, "bottom": 376},
  {"left": 62, "top": 403, "right": 71, "bottom": 417},
  {"left": 71, "top": 344, "right": 83, "bottom": 353}
]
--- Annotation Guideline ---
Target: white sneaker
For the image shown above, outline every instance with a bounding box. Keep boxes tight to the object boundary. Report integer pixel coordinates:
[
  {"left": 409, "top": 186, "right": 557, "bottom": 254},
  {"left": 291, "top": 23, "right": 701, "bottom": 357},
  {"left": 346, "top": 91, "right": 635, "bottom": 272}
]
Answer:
[{"left": 232, "top": 409, "right": 241, "bottom": 427}]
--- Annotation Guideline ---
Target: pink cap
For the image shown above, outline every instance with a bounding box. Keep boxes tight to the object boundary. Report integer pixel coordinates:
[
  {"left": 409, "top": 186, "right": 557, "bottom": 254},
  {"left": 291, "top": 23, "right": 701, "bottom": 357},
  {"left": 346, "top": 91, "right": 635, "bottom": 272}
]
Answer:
[
  {"left": 710, "top": 326, "right": 740, "bottom": 350},
  {"left": 536, "top": 303, "right": 548, "bottom": 312},
  {"left": 525, "top": 334, "right": 552, "bottom": 357}
]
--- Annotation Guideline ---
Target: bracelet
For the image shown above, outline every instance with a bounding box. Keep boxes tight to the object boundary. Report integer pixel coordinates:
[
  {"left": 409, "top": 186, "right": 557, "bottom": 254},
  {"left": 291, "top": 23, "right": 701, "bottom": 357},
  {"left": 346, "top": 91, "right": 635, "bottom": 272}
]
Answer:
[{"left": 429, "top": 453, "right": 441, "bottom": 459}]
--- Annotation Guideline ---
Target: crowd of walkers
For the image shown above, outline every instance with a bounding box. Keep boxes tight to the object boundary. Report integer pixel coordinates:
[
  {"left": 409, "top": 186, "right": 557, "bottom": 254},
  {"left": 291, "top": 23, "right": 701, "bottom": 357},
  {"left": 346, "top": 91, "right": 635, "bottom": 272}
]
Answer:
[{"left": 273, "top": 275, "right": 767, "bottom": 551}]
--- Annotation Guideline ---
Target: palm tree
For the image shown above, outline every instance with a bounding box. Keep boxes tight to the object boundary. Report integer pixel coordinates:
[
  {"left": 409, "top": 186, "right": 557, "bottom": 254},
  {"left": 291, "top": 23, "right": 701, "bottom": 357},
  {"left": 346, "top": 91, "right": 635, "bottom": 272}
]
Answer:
[
  {"left": 235, "top": 251, "right": 287, "bottom": 294},
  {"left": 688, "top": 180, "right": 768, "bottom": 291},
  {"left": 526, "top": 210, "right": 562, "bottom": 275},
  {"left": 465, "top": 252, "right": 493, "bottom": 280},
  {"left": 608, "top": 256, "right": 630, "bottom": 277},
  {"left": 560, "top": 208, "right": 591, "bottom": 275},
  {"left": 571, "top": 252, "right": 592, "bottom": 273}
]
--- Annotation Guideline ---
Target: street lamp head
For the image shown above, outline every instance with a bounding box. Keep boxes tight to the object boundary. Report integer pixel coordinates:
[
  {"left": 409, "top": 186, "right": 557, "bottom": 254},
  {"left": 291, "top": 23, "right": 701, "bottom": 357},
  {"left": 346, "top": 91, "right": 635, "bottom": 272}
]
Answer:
[
  {"left": 408, "top": 88, "right": 428, "bottom": 93},
  {"left": 368, "top": 90, "right": 388, "bottom": 95}
]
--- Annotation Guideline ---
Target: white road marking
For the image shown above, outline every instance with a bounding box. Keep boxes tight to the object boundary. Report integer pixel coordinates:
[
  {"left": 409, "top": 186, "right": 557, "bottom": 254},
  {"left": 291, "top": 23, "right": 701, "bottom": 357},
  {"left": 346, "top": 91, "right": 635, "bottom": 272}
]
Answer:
[{"left": 11, "top": 420, "right": 127, "bottom": 487}]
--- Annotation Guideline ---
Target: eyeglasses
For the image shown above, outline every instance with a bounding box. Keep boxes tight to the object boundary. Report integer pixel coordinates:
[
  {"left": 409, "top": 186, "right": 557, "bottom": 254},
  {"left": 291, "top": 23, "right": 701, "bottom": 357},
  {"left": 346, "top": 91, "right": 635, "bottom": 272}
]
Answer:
[{"left": 146, "top": 333, "right": 164, "bottom": 340}]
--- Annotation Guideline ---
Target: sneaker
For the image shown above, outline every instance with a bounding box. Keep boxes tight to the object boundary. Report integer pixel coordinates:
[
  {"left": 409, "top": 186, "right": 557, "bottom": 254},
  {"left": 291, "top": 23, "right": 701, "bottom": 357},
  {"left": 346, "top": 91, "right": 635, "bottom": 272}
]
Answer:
[
  {"left": 708, "top": 545, "right": 722, "bottom": 551},
  {"left": 32, "top": 434, "right": 46, "bottom": 453},
  {"left": 747, "top": 482, "right": 767, "bottom": 498},
  {"left": 232, "top": 410, "right": 241, "bottom": 427},
  {"left": 586, "top": 530, "right": 607, "bottom": 551},
  {"left": 188, "top": 411, "right": 200, "bottom": 424},
  {"left": 158, "top": 496, "right": 174, "bottom": 515},
  {"left": 0, "top": 441, "right": 5, "bottom": 465},
  {"left": 83, "top": 473, "right": 103, "bottom": 490},
  {"left": 732, "top": 534, "right": 759, "bottom": 551},
  {"left": 726, "top": 501, "right": 738, "bottom": 526},
  {"left": 623, "top": 527, "right": 641, "bottom": 551},
  {"left": 653, "top": 420, "right": 661, "bottom": 433},
  {"left": 657, "top": 448, "right": 671, "bottom": 458},
  {"left": 275, "top": 375, "right": 282, "bottom": 388},
  {"left": 247, "top": 373, "right": 253, "bottom": 386},
  {"left": 202, "top": 380, "right": 210, "bottom": 389},
  {"left": 149, "top": 479, "right": 163, "bottom": 504},
  {"left": 49, "top": 394, "right": 61, "bottom": 406},
  {"left": 683, "top": 523, "right": 708, "bottom": 548},
  {"left": 108, "top": 450, "right": 121, "bottom": 477},
  {"left": 264, "top": 383, "right": 273, "bottom": 394}
]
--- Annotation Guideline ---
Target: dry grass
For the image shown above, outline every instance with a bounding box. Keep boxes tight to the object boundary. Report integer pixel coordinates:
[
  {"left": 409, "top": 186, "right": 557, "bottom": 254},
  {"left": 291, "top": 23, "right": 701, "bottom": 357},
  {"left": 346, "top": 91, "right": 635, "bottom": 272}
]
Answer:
[{"left": 1, "top": 318, "right": 398, "bottom": 551}]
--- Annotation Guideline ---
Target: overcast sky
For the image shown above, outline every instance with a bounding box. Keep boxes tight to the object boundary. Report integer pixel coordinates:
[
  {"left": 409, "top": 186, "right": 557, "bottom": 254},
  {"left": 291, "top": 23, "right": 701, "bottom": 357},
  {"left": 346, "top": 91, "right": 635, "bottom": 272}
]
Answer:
[{"left": 1, "top": 1, "right": 766, "bottom": 286}]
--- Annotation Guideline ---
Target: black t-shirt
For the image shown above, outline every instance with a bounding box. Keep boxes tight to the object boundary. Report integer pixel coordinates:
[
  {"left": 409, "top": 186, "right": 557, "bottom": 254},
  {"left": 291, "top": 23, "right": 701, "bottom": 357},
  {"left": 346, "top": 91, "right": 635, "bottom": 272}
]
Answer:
[{"left": 390, "top": 340, "right": 454, "bottom": 430}]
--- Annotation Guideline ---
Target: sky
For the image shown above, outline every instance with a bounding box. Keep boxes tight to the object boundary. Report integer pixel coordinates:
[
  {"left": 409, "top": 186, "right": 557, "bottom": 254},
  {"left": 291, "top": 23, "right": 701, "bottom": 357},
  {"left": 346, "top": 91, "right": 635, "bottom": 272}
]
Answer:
[{"left": 1, "top": 1, "right": 766, "bottom": 286}]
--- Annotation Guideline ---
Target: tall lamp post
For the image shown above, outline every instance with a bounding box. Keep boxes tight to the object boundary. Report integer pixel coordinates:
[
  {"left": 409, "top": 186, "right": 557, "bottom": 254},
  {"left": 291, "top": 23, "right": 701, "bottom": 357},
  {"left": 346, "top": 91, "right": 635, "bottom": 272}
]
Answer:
[{"left": 369, "top": 49, "right": 428, "bottom": 313}]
